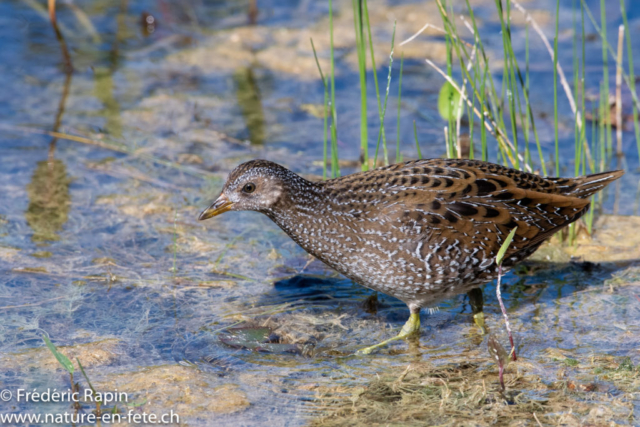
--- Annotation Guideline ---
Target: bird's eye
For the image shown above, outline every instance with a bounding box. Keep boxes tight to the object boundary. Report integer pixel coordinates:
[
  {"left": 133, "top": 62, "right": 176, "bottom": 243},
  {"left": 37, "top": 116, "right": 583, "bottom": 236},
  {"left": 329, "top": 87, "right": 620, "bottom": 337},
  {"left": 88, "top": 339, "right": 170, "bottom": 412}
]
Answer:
[{"left": 242, "top": 183, "right": 256, "bottom": 193}]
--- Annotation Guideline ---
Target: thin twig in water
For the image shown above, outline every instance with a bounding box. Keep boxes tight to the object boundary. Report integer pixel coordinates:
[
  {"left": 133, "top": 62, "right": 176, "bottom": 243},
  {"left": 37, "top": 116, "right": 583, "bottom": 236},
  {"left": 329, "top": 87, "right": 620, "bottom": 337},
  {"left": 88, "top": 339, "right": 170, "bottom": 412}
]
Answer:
[
  {"left": 48, "top": 0, "right": 56, "bottom": 25},
  {"left": 399, "top": 22, "right": 445, "bottom": 46},
  {"left": 209, "top": 303, "right": 296, "bottom": 335},
  {"left": 399, "top": 20, "right": 472, "bottom": 49},
  {"left": 496, "top": 226, "right": 518, "bottom": 361},
  {"left": 0, "top": 296, "right": 65, "bottom": 310},
  {"left": 0, "top": 124, "right": 218, "bottom": 178},
  {"left": 496, "top": 264, "right": 517, "bottom": 361},
  {"left": 300, "top": 255, "right": 317, "bottom": 273},
  {"left": 533, "top": 412, "right": 543, "bottom": 427}
]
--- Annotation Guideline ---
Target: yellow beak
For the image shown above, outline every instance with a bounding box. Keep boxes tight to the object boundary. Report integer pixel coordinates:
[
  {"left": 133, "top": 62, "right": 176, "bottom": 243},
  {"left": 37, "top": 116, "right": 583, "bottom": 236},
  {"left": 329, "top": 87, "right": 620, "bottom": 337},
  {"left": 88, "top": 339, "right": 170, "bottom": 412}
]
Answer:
[{"left": 198, "top": 194, "right": 233, "bottom": 220}]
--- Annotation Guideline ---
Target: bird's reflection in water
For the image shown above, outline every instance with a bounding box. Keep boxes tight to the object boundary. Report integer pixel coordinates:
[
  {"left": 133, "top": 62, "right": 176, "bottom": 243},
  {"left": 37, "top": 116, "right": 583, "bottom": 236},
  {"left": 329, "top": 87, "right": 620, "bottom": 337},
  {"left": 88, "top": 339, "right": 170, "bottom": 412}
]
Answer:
[{"left": 25, "top": 158, "right": 71, "bottom": 242}]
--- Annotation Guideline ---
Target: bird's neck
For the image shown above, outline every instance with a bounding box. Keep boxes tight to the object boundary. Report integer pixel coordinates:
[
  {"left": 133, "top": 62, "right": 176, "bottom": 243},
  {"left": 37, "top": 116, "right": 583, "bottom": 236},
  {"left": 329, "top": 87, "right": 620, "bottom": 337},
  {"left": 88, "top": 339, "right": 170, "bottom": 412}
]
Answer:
[
  {"left": 265, "top": 178, "right": 330, "bottom": 245},
  {"left": 264, "top": 179, "right": 361, "bottom": 279}
]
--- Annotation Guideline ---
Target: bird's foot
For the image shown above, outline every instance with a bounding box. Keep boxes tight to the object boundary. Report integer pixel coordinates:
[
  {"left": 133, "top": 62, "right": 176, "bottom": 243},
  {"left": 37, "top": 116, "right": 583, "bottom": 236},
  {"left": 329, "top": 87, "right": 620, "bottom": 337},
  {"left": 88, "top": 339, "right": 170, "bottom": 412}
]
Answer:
[
  {"left": 356, "top": 313, "right": 420, "bottom": 355},
  {"left": 473, "top": 312, "right": 487, "bottom": 335},
  {"left": 467, "top": 288, "right": 486, "bottom": 335}
]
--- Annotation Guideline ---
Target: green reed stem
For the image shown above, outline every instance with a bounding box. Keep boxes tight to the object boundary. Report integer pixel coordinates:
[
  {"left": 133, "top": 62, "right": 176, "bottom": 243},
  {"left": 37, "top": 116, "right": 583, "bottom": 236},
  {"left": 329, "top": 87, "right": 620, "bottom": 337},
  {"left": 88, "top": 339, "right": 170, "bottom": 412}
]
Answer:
[
  {"left": 599, "top": 0, "right": 612, "bottom": 160},
  {"left": 523, "top": 22, "right": 531, "bottom": 168},
  {"left": 619, "top": 0, "right": 640, "bottom": 164},
  {"left": 363, "top": 0, "right": 390, "bottom": 166},
  {"left": 373, "top": 22, "right": 396, "bottom": 166},
  {"left": 413, "top": 120, "right": 422, "bottom": 159},
  {"left": 329, "top": 0, "right": 339, "bottom": 178},
  {"left": 573, "top": 0, "right": 580, "bottom": 177},
  {"left": 581, "top": 0, "right": 640, "bottom": 113},
  {"left": 504, "top": 0, "right": 520, "bottom": 169},
  {"left": 353, "top": 0, "right": 368, "bottom": 171},
  {"left": 481, "top": 61, "right": 488, "bottom": 162},
  {"left": 310, "top": 38, "right": 329, "bottom": 180},
  {"left": 580, "top": 1, "right": 594, "bottom": 174},
  {"left": 396, "top": 53, "right": 404, "bottom": 163},
  {"left": 553, "top": 0, "right": 560, "bottom": 176}
]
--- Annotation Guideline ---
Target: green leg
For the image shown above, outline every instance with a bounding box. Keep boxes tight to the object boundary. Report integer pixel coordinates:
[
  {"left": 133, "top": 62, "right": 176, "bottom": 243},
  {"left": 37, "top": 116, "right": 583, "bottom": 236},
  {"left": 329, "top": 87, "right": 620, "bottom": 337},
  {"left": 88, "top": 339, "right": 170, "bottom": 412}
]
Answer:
[
  {"left": 356, "top": 312, "right": 420, "bottom": 355},
  {"left": 468, "top": 287, "right": 486, "bottom": 335}
]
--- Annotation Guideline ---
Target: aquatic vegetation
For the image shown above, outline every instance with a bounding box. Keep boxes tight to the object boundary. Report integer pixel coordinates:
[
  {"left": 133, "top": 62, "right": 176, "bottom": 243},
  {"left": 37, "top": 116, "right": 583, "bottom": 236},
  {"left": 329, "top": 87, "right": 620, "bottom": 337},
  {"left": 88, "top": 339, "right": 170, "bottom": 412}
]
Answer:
[{"left": 311, "top": 354, "right": 638, "bottom": 426}]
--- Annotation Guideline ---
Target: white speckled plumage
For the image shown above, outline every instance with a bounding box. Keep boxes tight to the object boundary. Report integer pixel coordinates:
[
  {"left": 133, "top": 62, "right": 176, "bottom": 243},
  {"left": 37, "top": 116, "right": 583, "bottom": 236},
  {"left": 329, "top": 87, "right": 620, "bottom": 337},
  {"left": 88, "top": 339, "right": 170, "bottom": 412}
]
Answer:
[{"left": 203, "top": 158, "right": 623, "bottom": 315}]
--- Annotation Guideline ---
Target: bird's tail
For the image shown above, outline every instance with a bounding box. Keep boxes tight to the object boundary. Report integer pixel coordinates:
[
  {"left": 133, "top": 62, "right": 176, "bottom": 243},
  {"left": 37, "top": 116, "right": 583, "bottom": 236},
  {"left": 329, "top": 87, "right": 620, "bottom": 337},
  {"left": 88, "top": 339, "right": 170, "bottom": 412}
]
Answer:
[{"left": 559, "top": 169, "right": 624, "bottom": 199}]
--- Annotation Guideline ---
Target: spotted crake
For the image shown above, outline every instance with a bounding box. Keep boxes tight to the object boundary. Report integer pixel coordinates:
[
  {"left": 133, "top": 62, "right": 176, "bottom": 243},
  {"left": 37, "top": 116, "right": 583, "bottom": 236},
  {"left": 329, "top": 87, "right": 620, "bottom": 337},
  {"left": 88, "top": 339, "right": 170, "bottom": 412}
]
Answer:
[{"left": 199, "top": 158, "right": 623, "bottom": 353}]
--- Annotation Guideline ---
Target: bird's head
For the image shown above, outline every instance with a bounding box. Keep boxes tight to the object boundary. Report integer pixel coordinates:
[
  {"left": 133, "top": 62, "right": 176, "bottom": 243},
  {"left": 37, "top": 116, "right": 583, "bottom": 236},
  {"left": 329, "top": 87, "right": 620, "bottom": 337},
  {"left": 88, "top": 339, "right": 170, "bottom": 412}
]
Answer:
[{"left": 199, "top": 160, "right": 300, "bottom": 220}]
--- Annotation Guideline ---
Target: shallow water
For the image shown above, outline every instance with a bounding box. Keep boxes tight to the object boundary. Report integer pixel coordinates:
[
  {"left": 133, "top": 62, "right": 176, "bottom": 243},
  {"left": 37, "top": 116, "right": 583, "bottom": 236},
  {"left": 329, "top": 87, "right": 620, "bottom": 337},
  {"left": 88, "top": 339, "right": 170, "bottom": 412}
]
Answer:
[{"left": 0, "top": 0, "right": 639, "bottom": 425}]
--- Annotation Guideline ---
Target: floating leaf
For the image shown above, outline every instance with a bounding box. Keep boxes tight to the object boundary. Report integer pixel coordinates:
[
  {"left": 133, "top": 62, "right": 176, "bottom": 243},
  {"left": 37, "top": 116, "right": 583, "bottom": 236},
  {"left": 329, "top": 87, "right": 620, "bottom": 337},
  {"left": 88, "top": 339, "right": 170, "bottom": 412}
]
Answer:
[
  {"left": 437, "top": 80, "right": 463, "bottom": 121},
  {"left": 219, "top": 327, "right": 302, "bottom": 354},
  {"left": 496, "top": 226, "right": 518, "bottom": 266},
  {"left": 222, "top": 327, "right": 270, "bottom": 344},
  {"left": 564, "top": 358, "right": 579, "bottom": 367},
  {"left": 42, "top": 334, "right": 74, "bottom": 374}
]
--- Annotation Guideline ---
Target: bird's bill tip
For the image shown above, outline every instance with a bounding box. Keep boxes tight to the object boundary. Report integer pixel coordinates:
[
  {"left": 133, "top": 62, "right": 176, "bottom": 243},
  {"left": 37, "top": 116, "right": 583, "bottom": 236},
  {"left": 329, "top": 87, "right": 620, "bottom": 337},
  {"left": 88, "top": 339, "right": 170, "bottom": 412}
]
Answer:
[{"left": 199, "top": 195, "right": 233, "bottom": 220}]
